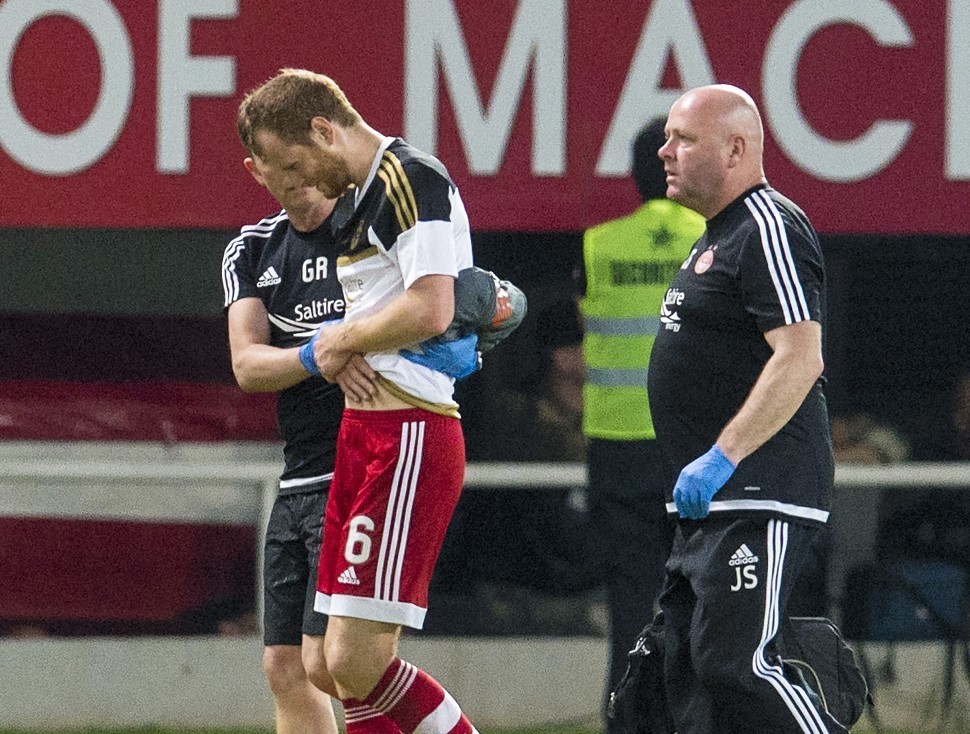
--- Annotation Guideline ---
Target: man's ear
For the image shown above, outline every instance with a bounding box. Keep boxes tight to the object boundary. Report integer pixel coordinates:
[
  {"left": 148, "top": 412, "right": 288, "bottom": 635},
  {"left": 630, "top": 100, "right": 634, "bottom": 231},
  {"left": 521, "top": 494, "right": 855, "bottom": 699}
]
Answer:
[
  {"left": 310, "top": 116, "right": 334, "bottom": 145},
  {"left": 244, "top": 157, "right": 265, "bottom": 186},
  {"left": 726, "top": 134, "right": 746, "bottom": 169}
]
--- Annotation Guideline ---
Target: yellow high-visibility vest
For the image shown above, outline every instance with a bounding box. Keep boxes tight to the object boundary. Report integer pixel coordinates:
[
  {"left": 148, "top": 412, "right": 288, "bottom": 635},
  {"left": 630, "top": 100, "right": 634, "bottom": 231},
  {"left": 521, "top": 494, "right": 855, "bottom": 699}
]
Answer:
[{"left": 580, "top": 199, "right": 705, "bottom": 440}]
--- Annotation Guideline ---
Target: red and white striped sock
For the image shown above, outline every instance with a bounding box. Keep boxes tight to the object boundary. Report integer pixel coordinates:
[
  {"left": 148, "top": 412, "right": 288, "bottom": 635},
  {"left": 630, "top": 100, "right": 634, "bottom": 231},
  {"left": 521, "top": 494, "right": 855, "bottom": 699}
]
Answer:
[
  {"left": 350, "top": 657, "right": 476, "bottom": 734},
  {"left": 343, "top": 701, "right": 402, "bottom": 734}
]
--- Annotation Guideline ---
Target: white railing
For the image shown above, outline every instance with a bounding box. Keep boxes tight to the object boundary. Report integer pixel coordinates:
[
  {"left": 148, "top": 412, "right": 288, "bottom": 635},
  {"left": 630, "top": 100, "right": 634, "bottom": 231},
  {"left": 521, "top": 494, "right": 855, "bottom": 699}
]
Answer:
[
  {"left": 1, "top": 446, "right": 968, "bottom": 620},
  {"left": 1, "top": 444, "right": 968, "bottom": 729}
]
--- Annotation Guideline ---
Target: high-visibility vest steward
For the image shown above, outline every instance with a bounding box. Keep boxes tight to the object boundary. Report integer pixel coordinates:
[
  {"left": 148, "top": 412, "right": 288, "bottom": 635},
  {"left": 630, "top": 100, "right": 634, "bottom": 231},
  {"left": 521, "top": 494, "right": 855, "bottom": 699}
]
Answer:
[{"left": 581, "top": 199, "right": 705, "bottom": 440}]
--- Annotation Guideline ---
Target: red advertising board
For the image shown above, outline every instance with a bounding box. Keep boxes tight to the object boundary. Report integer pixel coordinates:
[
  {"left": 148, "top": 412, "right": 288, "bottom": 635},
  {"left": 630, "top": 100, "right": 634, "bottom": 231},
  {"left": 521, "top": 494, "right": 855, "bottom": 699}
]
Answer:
[{"left": 0, "top": 0, "right": 966, "bottom": 233}]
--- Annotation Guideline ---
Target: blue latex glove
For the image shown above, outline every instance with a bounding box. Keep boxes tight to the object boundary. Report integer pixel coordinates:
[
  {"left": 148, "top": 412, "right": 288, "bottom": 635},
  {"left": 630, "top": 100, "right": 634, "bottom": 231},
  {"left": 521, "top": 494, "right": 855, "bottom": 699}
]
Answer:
[
  {"left": 298, "top": 319, "right": 343, "bottom": 377},
  {"left": 400, "top": 333, "right": 481, "bottom": 380},
  {"left": 673, "top": 444, "right": 736, "bottom": 520}
]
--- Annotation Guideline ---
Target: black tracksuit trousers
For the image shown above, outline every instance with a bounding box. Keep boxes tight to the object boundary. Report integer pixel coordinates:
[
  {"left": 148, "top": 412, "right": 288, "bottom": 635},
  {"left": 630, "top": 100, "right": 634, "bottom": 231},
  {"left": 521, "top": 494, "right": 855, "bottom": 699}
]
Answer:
[{"left": 660, "top": 516, "right": 847, "bottom": 734}]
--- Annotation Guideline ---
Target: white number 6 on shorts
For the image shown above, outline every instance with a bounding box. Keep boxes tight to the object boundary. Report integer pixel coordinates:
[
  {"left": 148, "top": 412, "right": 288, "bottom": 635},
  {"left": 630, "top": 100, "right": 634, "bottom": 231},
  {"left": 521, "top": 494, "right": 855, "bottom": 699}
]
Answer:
[{"left": 345, "top": 515, "right": 375, "bottom": 564}]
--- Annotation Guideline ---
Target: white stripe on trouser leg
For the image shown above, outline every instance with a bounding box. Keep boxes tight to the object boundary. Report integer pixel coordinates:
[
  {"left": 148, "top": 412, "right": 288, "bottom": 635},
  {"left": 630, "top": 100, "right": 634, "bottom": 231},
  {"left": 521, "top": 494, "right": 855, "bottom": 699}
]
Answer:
[
  {"left": 375, "top": 422, "right": 423, "bottom": 603},
  {"left": 414, "top": 689, "right": 462, "bottom": 734},
  {"left": 752, "top": 519, "right": 829, "bottom": 733}
]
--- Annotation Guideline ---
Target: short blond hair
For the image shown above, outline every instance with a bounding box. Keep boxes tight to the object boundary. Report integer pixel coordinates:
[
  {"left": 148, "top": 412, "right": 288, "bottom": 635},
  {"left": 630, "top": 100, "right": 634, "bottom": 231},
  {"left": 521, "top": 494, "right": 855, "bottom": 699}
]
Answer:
[{"left": 237, "top": 68, "right": 361, "bottom": 156}]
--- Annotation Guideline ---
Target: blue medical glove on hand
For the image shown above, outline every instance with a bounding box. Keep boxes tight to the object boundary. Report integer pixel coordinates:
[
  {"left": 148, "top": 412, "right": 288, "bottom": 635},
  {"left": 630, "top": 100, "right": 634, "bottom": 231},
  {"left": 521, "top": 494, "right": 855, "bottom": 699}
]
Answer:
[
  {"left": 299, "top": 319, "right": 343, "bottom": 377},
  {"left": 400, "top": 333, "right": 481, "bottom": 380},
  {"left": 673, "top": 444, "right": 736, "bottom": 520}
]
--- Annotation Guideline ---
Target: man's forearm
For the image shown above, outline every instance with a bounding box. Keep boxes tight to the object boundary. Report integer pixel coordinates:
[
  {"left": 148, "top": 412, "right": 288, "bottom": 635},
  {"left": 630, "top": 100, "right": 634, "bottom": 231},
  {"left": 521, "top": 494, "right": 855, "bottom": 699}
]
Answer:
[
  {"left": 233, "top": 343, "right": 311, "bottom": 393},
  {"left": 333, "top": 292, "right": 448, "bottom": 354},
  {"left": 327, "top": 274, "right": 455, "bottom": 356},
  {"left": 716, "top": 352, "right": 822, "bottom": 464}
]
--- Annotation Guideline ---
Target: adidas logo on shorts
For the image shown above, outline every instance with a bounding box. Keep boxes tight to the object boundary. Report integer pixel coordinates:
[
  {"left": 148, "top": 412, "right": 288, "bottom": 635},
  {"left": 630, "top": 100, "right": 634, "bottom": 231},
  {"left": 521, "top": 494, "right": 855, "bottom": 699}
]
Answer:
[
  {"left": 338, "top": 566, "right": 361, "bottom": 585},
  {"left": 729, "top": 544, "right": 760, "bottom": 566}
]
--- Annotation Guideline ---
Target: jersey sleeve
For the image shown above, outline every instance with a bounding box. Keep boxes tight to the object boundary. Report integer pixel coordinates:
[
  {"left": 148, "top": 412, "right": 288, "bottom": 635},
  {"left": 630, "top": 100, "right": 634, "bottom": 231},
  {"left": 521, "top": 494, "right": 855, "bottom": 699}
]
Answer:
[
  {"left": 221, "top": 233, "right": 258, "bottom": 309},
  {"left": 739, "top": 194, "right": 824, "bottom": 333},
  {"left": 374, "top": 157, "right": 469, "bottom": 289}
]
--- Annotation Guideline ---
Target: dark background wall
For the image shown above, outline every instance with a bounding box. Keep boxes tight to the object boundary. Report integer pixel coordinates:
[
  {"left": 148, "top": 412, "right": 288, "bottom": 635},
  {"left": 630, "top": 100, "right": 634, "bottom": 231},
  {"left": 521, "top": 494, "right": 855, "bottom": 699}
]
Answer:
[
  {"left": 821, "top": 235, "right": 969, "bottom": 460},
  {"left": 1, "top": 228, "right": 967, "bottom": 459}
]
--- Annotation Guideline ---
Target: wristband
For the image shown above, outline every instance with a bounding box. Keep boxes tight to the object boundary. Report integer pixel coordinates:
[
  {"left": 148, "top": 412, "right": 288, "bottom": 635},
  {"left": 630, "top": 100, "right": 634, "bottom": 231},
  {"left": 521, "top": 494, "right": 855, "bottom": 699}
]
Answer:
[{"left": 299, "top": 338, "right": 320, "bottom": 376}]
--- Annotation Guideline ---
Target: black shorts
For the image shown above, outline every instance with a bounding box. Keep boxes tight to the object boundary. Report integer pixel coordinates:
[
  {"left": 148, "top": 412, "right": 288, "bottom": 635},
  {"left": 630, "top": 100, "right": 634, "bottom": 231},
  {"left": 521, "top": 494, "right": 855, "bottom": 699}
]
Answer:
[{"left": 263, "top": 488, "right": 329, "bottom": 646}]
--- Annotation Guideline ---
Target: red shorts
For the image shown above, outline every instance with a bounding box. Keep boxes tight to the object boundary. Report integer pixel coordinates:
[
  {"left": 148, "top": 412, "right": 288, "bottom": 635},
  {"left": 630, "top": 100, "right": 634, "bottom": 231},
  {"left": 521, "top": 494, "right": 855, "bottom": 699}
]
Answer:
[{"left": 314, "top": 408, "right": 465, "bottom": 629}]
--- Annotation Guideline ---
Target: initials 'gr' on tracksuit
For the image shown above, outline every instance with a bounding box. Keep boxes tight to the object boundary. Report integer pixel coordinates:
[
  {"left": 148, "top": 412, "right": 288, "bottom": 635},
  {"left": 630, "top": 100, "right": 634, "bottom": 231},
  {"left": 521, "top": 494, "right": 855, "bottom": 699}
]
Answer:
[{"left": 648, "top": 184, "right": 844, "bottom": 734}]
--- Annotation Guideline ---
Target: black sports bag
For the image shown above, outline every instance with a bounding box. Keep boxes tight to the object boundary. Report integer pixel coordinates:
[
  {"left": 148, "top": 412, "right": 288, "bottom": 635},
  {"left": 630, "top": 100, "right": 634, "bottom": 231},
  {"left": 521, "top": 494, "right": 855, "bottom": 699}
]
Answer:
[
  {"left": 780, "top": 616, "right": 873, "bottom": 730},
  {"left": 606, "top": 612, "right": 674, "bottom": 734},
  {"left": 607, "top": 613, "right": 871, "bottom": 734}
]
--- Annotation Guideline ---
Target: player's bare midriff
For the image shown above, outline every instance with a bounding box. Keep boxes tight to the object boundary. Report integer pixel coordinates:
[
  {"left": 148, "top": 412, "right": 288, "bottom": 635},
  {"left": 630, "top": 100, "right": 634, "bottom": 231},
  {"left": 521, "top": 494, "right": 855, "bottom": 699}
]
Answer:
[{"left": 345, "top": 378, "right": 412, "bottom": 411}]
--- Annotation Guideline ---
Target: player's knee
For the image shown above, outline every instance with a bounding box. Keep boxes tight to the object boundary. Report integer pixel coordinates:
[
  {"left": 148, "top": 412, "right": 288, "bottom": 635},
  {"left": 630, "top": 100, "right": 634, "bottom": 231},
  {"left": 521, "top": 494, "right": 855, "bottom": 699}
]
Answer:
[
  {"left": 306, "top": 664, "right": 339, "bottom": 698},
  {"left": 322, "top": 639, "right": 361, "bottom": 691},
  {"left": 263, "top": 646, "right": 307, "bottom": 697},
  {"left": 324, "top": 638, "right": 382, "bottom": 698},
  {"left": 303, "top": 640, "right": 338, "bottom": 697}
]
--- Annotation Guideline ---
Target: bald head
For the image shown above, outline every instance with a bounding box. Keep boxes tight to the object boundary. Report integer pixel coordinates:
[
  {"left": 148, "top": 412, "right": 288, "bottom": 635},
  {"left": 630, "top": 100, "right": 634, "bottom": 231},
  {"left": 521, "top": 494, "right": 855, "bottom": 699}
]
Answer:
[
  {"left": 659, "top": 84, "right": 767, "bottom": 218},
  {"left": 684, "top": 85, "right": 763, "bottom": 157}
]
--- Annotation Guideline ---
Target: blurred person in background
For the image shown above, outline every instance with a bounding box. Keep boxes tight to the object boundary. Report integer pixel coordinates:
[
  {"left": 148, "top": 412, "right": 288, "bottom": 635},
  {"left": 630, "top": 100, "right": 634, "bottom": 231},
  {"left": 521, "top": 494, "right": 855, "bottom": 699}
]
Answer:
[
  {"left": 485, "top": 298, "right": 586, "bottom": 462},
  {"left": 578, "top": 117, "right": 705, "bottom": 729},
  {"left": 237, "top": 68, "right": 482, "bottom": 734},
  {"left": 830, "top": 413, "right": 910, "bottom": 464}
]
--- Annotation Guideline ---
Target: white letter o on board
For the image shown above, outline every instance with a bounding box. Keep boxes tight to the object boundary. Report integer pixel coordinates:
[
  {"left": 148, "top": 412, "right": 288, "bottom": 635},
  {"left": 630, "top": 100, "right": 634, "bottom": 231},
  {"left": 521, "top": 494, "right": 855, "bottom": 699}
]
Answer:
[{"left": 0, "top": 0, "right": 134, "bottom": 175}]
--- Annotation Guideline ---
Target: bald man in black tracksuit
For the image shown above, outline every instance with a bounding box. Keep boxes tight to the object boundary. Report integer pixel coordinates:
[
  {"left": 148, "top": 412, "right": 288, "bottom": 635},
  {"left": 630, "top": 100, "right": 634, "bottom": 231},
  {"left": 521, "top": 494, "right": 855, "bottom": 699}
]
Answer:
[{"left": 648, "top": 84, "right": 845, "bottom": 734}]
